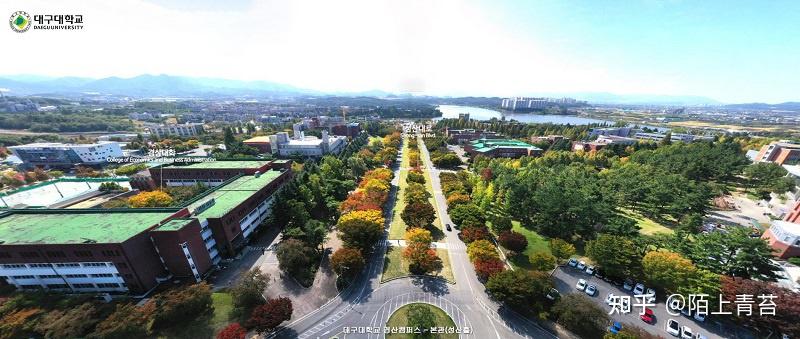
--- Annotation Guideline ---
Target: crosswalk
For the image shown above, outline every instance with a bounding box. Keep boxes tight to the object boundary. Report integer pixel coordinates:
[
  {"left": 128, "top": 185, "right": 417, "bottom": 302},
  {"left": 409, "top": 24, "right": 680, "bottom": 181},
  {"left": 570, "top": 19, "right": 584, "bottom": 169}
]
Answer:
[{"left": 367, "top": 292, "right": 473, "bottom": 339}]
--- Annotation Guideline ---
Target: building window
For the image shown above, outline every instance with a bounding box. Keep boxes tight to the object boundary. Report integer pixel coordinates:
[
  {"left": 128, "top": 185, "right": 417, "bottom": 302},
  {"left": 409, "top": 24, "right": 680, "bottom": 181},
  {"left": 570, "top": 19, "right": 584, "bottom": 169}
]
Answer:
[
  {"left": 83, "top": 263, "right": 107, "bottom": 267},
  {"left": 46, "top": 251, "right": 66, "bottom": 258},
  {"left": 20, "top": 251, "right": 40, "bottom": 259},
  {"left": 38, "top": 275, "right": 60, "bottom": 279},
  {"left": 73, "top": 283, "right": 94, "bottom": 288},
  {"left": 2, "top": 264, "right": 26, "bottom": 269},
  {"left": 55, "top": 263, "right": 80, "bottom": 268},
  {"left": 12, "top": 275, "right": 35, "bottom": 279},
  {"left": 101, "top": 250, "right": 121, "bottom": 257},
  {"left": 74, "top": 250, "right": 93, "bottom": 257},
  {"left": 29, "top": 263, "right": 53, "bottom": 268},
  {"left": 21, "top": 285, "right": 41, "bottom": 290},
  {"left": 46, "top": 284, "right": 69, "bottom": 289},
  {"left": 91, "top": 273, "right": 114, "bottom": 278},
  {"left": 66, "top": 274, "right": 88, "bottom": 278},
  {"left": 96, "top": 283, "right": 119, "bottom": 288}
]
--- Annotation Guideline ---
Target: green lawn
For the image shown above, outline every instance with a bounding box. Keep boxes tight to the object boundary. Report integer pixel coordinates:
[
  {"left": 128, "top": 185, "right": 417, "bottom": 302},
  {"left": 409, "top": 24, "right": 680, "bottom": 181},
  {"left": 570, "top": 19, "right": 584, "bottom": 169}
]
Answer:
[
  {"left": 385, "top": 303, "right": 458, "bottom": 339},
  {"left": 619, "top": 209, "right": 674, "bottom": 236},
  {"left": 382, "top": 245, "right": 455, "bottom": 283},
  {"left": 389, "top": 137, "right": 412, "bottom": 239},
  {"left": 155, "top": 292, "right": 234, "bottom": 339},
  {"left": 506, "top": 221, "right": 552, "bottom": 269}
]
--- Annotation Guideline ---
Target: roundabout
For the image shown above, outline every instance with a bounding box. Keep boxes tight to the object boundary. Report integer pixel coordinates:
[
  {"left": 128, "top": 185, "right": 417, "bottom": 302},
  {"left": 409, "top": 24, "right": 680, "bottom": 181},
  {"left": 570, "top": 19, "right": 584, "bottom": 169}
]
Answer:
[{"left": 385, "top": 302, "right": 458, "bottom": 339}]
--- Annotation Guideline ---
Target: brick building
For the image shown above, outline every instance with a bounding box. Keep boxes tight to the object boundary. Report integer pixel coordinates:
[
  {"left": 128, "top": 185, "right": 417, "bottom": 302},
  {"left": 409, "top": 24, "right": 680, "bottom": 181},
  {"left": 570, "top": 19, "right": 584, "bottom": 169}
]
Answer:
[
  {"left": 0, "top": 165, "right": 292, "bottom": 295},
  {"left": 149, "top": 159, "right": 291, "bottom": 187}
]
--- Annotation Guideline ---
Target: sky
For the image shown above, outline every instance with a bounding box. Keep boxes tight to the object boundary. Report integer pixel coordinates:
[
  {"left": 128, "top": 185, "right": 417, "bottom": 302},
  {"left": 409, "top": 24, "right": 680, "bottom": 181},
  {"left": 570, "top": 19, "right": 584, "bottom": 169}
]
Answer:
[{"left": 1, "top": 0, "right": 799, "bottom": 103}]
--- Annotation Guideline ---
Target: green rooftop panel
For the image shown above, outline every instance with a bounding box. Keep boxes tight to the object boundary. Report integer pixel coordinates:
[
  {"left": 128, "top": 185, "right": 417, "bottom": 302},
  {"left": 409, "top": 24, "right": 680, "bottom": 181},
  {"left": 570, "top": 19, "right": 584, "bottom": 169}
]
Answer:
[
  {"left": 153, "top": 218, "right": 196, "bottom": 232},
  {"left": 186, "top": 171, "right": 283, "bottom": 220},
  {"left": 0, "top": 211, "right": 174, "bottom": 245},
  {"left": 166, "top": 160, "right": 272, "bottom": 170}
]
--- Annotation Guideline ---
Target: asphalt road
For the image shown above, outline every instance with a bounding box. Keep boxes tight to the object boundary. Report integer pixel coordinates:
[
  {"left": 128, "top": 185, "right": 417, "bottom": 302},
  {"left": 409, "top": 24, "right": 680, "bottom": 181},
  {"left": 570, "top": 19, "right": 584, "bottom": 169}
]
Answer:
[
  {"left": 553, "top": 266, "right": 746, "bottom": 339},
  {"left": 272, "top": 134, "right": 555, "bottom": 339}
]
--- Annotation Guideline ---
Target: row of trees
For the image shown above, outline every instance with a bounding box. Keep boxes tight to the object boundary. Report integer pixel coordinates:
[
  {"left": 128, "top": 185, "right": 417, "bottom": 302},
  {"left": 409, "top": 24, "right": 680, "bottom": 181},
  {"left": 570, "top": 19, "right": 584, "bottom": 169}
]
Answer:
[
  {"left": 330, "top": 133, "right": 401, "bottom": 282},
  {"left": 434, "top": 118, "right": 611, "bottom": 141},
  {"left": 423, "top": 136, "right": 463, "bottom": 169},
  {"left": 0, "top": 168, "right": 63, "bottom": 189}
]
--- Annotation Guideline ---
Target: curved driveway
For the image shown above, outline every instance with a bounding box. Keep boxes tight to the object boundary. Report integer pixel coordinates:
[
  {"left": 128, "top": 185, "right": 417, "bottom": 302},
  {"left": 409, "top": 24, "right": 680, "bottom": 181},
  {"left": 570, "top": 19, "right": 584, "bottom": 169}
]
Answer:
[{"left": 273, "top": 134, "right": 556, "bottom": 339}]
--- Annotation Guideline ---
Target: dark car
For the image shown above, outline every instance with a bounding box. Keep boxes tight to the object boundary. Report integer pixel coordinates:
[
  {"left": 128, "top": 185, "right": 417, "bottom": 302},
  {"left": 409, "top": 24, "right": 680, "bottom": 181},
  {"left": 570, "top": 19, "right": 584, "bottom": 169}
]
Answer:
[
  {"left": 446, "top": 224, "right": 452, "bottom": 231},
  {"left": 594, "top": 268, "right": 605, "bottom": 280}
]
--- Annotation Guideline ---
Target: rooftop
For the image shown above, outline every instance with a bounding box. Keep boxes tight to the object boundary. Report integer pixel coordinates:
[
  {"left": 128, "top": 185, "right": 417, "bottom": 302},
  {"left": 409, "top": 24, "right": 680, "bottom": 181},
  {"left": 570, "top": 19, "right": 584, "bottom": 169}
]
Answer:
[
  {"left": 772, "top": 220, "right": 800, "bottom": 236},
  {"left": 244, "top": 136, "right": 271, "bottom": 143},
  {"left": 187, "top": 171, "right": 282, "bottom": 219},
  {"left": 470, "top": 138, "right": 541, "bottom": 151},
  {"left": 0, "top": 210, "right": 175, "bottom": 245},
  {"left": 164, "top": 160, "right": 272, "bottom": 170},
  {"left": 8, "top": 141, "right": 118, "bottom": 148},
  {"left": 153, "top": 218, "right": 196, "bottom": 232}
]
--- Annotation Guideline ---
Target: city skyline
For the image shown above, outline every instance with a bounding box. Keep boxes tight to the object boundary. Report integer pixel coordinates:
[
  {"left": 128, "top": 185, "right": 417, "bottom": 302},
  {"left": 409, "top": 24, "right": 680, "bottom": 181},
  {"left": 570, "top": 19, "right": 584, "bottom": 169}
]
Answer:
[{"left": 2, "top": 0, "right": 799, "bottom": 103}]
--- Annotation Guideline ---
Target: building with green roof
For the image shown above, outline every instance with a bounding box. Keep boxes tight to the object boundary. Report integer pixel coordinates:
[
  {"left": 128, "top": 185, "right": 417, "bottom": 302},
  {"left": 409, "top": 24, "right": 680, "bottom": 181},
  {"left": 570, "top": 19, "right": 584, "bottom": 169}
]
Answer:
[
  {"left": 0, "top": 167, "right": 293, "bottom": 296},
  {"left": 464, "top": 138, "right": 543, "bottom": 158}
]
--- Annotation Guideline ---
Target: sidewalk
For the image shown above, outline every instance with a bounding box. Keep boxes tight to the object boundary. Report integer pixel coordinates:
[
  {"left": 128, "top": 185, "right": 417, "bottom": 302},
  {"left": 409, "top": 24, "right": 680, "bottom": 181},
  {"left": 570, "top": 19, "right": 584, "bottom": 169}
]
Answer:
[{"left": 385, "top": 239, "right": 449, "bottom": 249}]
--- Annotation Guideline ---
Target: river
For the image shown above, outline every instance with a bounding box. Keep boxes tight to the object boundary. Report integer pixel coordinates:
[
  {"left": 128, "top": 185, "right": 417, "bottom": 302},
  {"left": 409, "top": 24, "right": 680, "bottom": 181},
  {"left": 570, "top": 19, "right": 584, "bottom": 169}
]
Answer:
[{"left": 436, "top": 105, "right": 614, "bottom": 125}]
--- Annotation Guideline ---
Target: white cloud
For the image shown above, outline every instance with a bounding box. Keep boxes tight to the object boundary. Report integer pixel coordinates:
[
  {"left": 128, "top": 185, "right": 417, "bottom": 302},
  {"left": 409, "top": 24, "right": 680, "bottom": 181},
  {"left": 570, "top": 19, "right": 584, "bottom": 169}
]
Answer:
[{"left": 0, "top": 0, "right": 680, "bottom": 96}]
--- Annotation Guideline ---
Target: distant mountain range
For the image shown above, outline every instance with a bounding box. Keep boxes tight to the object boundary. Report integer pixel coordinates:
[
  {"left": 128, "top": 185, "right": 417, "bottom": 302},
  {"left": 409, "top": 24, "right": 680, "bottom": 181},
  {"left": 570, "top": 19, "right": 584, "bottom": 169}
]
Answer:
[
  {"left": 0, "top": 74, "right": 796, "bottom": 107},
  {"left": 0, "top": 74, "right": 319, "bottom": 97}
]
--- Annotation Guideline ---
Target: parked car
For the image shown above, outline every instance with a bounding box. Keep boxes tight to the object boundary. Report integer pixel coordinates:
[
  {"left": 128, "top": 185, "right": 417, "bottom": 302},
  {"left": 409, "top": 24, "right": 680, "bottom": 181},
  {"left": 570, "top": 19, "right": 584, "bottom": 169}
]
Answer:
[
  {"left": 666, "top": 319, "right": 680, "bottom": 337},
  {"left": 681, "top": 326, "right": 693, "bottom": 339},
  {"left": 577, "top": 261, "right": 587, "bottom": 270},
  {"left": 576, "top": 279, "right": 587, "bottom": 291},
  {"left": 585, "top": 284, "right": 597, "bottom": 296},
  {"left": 446, "top": 224, "right": 452, "bottom": 231},
  {"left": 608, "top": 322, "right": 622, "bottom": 334},
  {"left": 681, "top": 307, "right": 692, "bottom": 317},
  {"left": 594, "top": 268, "right": 605, "bottom": 280},
  {"left": 695, "top": 334, "right": 708, "bottom": 339},
  {"left": 693, "top": 312, "right": 706, "bottom": 322},
  {"left": 623, "top": 279, "right": 634, "bottom": 291},
  {"left": 545, "top": 288, "right": 560, "bottom": 301},
  {"left": 585, "top": 265, "right": 596, "bottom": 275},
  {"left": 605, "top": 292, "right": 616, "bottom": 305},
  {"left": 640, "top": 308, "right": 655, "bottom": 324},
  {"left": 568, "top": 258, "right": 578, "bottom": 267},
  {"left": 645, "top": 288, "right": 656, "bottom": 302},
  {"left": 633, "top": 283, "right": 646, "bottom": 295}
]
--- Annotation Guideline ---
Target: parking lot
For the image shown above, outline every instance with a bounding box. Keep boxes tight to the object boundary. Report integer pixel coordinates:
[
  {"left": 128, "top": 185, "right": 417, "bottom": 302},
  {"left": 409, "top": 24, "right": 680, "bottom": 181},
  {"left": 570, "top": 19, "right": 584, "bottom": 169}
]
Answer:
[{"left": 552, "top": 265, "right": 753, "bottom": 339}]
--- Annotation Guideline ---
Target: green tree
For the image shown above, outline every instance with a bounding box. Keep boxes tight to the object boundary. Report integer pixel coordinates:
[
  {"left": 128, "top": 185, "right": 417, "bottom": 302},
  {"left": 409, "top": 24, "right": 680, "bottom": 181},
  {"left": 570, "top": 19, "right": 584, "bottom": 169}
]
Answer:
[
  {"left": 744, "top": 162, "right": 794, "bottom": 199},
  {"left": 34, "top": 303, "right": 100, "bottom": 339},
  {"left": 406, "top": 304, "right": 436, "bottom": 338},
  {"left": 151, "top": 283, "right": 213, "bottom": 329},
  {"left": 529, "top": 252, "right": 557, "bottom": 271},
  {"left": 401, "top": 201, "right": 436, "bottom": 229},
  {"left": 586, "top": 234, "right": 641, "bottom": 278},
  {"left": 552, "top": 294, "right": 610, "bottom": 338},
  {"left": 276, "top": 239, "right": 316, "bottom": 283},
  {"left": 489, "top": 215, "right": 513, "bottom": 234},
  {"left": 684, "top": 227, "right": 781, "bottom": 281},
  {"left": 549, "top": 238, "right": 576, "bottom": 263},
  {"left": 449, "top": 203, "right": 486, "bottom": 229},
  {"left": 230, "top": 269, "right": 269, "bottom": 312},
  {"left": 485, "top": 270, "right": 552, "bottom": 311}
]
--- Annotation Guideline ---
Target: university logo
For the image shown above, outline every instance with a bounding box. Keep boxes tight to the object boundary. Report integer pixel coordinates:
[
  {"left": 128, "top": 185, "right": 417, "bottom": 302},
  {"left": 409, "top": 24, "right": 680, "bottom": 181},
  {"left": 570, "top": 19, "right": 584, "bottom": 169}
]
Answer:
[{"left": 9, "top": 11, "right": 31, "bottom": 33}]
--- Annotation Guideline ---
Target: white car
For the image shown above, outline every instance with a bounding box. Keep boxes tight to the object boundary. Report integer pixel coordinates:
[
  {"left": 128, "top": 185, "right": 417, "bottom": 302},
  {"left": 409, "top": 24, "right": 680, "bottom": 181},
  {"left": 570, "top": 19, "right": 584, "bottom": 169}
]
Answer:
[
  {"left": 645, "top": 288, "right": 656, "bottom": 302},
  {"left": 568, "top": 258, "right": 578, "bottom": 267},
  {"left": 623, "top": 279, "right": 634, "bottom": 291},
  {"left": 633, "top": 283, "right": 645, "bottom": 295},
  {"left": 585, "top": 284, "right": 597, "bottom": 296},
  {"left": 666, "top": 319, "right": 680, "bottom": 337},
  {"left": 680, "top": 326, "right": 693, "bottom": 339},
  {"left": 577, "top": 261, "right": 587, "bottom": 270},
  {"left": 693, "top": 312, "right": 706, "bottom": 322},
  {"left": 695, "top": 334, "right": 708, "bottom": 339},
  {"left": 605, "top": 292, "right": 616, "bottom": 305},
  {"left": 585, "top": 265, "right": 595, "bottom": 275},
  {"left": 576, "top": 279, "right": 587, "bottom": 291}
]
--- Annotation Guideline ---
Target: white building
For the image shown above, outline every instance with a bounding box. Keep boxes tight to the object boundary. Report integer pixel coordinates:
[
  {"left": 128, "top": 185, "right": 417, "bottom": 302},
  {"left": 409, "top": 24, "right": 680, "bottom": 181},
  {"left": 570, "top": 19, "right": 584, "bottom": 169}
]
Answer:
[
  {"left": 145, "top": 123, "right": 204, "bottom": 138},
  {"left": 270, "top": 130, "right": 346, "bottom": 157},
  {"left": 9, "top": 141, "right": 123, "bottom": 168}
]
